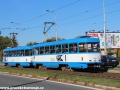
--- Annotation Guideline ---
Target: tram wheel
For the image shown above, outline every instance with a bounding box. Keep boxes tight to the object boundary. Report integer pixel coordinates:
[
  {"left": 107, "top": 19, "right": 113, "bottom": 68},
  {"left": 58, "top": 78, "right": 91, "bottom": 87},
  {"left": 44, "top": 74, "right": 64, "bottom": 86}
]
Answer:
[
  {"left": 38, "top": 65, "right": 43, "bottom": 69},
  {"left": 18, "top": 65, "right": 23, "bottom": 68},
  {"left": 100, "top": 67, "right": 108, "bottom": 72},
  {"left": 103, "top": 67, "right": 108, "bottom": 72},
  {"left": 69, "top": 68, "right": 74, "bottom": 71},
  {"left": 61, "top": 66, "right": 66, "bottom": 71}
]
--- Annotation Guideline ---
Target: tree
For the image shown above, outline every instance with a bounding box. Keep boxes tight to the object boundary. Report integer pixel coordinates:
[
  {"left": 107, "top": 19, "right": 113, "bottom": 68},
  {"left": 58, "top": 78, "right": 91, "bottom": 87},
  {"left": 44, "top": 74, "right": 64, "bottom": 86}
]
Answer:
[
  {"left": 44, "top": 37, "right": 65, "bottom": 42},
  {"left": 26, "top": 42, "right": 37, "bottom": 46},
  {"left": 0, "top": 36, "right": 14, "bottom": 59},
  {"left": 0, "top": 36, "right": 12, "bottom": 49},
  {"left": 76, "top": 36, "right": 82, "bottom": 38},
  {"left": 10, "top": 34, "right": 18, "bottom": 47},
  {"left": 117, "top": 49, "right": 120, "bottom": 62}
]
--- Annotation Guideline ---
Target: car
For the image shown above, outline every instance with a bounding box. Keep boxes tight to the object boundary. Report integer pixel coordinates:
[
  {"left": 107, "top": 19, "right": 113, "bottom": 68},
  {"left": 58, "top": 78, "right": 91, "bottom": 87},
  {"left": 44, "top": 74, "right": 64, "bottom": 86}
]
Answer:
[{"left": 101, "top": 55, "right": 119, "bottom": 68}]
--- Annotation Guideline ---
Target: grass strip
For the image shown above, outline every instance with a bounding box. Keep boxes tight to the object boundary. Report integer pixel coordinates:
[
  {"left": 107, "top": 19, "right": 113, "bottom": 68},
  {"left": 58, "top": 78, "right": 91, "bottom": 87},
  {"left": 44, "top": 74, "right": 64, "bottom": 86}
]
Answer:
[{"left": 57, "top": 74, "right": 120, "bottom": 87}]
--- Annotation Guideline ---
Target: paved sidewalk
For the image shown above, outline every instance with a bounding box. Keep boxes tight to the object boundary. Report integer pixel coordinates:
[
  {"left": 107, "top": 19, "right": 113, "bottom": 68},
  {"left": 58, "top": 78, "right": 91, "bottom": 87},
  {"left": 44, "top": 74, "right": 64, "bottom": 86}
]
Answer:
[
  {"left": 108, "top": 69, "right": 120, "bottom": 73},
  {"left": 117, "top": 63, "right": 120, "bottom": 68}
]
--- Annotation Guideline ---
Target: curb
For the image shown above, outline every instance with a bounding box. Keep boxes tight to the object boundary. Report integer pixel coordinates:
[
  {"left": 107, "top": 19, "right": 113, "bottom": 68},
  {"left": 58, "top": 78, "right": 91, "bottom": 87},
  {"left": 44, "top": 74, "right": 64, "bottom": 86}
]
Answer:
[
  {"left": 1, "top": 72, "right": 120, "bottom": 90},
  {"left": 56, "top": 79, "right": 120, "bottom": 90}
]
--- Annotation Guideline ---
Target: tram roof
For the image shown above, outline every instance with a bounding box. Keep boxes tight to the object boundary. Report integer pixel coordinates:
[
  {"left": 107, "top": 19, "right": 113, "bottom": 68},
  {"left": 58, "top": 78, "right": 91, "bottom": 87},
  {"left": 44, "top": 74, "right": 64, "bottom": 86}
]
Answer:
[
  {"left": 3, "top": 46, "right": 33, "bottom": 51},
  {"left": 33, "top": 37, "right": 99, "bottom": 47}
]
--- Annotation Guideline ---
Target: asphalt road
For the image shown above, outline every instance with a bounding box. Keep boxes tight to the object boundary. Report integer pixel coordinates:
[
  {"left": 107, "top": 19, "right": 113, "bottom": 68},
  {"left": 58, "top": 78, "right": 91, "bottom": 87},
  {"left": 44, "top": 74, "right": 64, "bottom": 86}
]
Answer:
[{"left": 0, "top": 74, "right": 101, "bottom": 90}]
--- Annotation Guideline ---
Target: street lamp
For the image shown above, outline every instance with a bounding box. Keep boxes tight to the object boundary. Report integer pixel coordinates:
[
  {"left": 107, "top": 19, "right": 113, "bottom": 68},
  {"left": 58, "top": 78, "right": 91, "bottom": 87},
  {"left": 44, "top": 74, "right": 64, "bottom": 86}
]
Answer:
[{"left": 46, "top": 10, "right": 58, "bottom": 41}]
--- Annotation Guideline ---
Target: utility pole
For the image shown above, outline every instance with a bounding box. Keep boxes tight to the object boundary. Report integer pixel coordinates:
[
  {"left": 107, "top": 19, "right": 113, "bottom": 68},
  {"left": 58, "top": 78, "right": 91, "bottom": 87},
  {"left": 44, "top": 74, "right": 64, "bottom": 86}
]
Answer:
[
  {"left": 103, "top": 0, "right": 107, "bottom": 55},
  {"left": 0, "top": 31, "right": 1, "bottom": 50},
  {"left": 10, "top": 32, "right": 18, "bottom": 47},
  {"left": 10, "top": 32, "right": 18, "bottom": 38}
]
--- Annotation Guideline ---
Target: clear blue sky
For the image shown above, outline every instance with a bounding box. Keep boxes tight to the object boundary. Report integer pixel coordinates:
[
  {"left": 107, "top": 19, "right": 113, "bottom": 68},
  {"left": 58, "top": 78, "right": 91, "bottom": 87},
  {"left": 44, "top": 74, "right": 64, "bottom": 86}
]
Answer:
[{"left": 0, "top": 0, "right": 120, "bottom": 46}]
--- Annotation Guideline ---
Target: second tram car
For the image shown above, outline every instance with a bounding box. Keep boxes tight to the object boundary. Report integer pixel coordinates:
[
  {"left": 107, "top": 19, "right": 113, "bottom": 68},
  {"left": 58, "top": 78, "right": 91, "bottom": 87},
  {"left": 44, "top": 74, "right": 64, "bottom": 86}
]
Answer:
[{"left": 3, "top": 46, "right": 33, "bottom": 67}]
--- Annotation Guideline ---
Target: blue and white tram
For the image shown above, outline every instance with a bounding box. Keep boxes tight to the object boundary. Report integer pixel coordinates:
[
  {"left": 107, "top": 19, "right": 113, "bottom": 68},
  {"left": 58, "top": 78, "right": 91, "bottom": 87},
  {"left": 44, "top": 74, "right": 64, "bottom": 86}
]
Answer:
[
  {"left": 32, "top": 37, "right": 101, "bottom": 70},
  {"left": 3, "top": 46, "right": 33, "bottom": 67}
]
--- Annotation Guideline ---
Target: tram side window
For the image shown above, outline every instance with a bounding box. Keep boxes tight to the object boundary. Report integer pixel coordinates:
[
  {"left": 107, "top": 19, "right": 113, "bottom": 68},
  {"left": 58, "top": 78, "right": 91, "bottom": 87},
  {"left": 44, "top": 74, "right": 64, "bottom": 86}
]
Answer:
[
  {"left": 7, "top": 52, "right": 9, "bottom": 56},
  {"left": 16, "top": 50, "right": 24, "bottom": 56},
  {"left": 91, "top": 43, "right": 100, "bottom": 52},
  {"left": 16, "top": 50, "right": 20, "bottom": 56},
  {"left": 35, "top": 47, "right": 39, "bottom": 54},
  {"left": 9, "top": 51, "right": 12, "bottom": 56},
  {"left": 40, "top": 47, "right": 44, "bottom": 54},
  {"left": 25, "top": 50, "right": 32, "bottom": 56},
  {"left": 69, "top": 43, "right": 77, "bottom": 52},
  {"left": 20, "top": 50, "right": 24, "bottom": 56},
  {"left": 29, "top": 50, "right": 32, "bottom": 55},
  {"left": 11, "top": 50, "right": 16, "bottom": 56},
  {"left": 56, "top": 45, "right": 61, "bottom": 53},
  {"left": 62, "top": 44, "right": 68, "bottom": 53},
  {"left": 45, "top": 46, "right": 49, "bottom": 54},
  {"left": 5, "top": 51, "right": 8, "bottom": 56},
  {"left": 50, "top": 46, "right": 55, "bottom": 54},
  {"left": 25, "top": 50, "right": 28, "bottom": 56},
  {"left": 3, "top": 51, "right": 7, "bottom": 56},
  {"left": 33, "top": 48, "right": 38, "bottom": 55},
  {"left": 87, "top": 44, "right": 92, "bottom": 52},
  {"left": 79, "top": 43, "right": 87, "bottom": 52}
]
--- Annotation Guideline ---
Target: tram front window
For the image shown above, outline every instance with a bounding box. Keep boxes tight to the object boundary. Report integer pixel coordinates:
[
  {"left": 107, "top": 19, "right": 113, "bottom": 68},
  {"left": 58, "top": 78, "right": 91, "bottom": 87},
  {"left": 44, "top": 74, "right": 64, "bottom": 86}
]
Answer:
[
  {"left": 87, "top": 43, "right": 100, "bottom": 52},
  {"left": 79, "top": 43, "right": 100, "bottom": 52}
]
